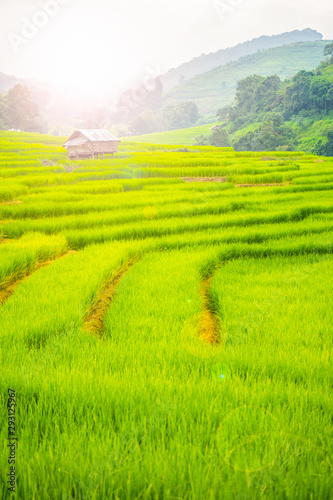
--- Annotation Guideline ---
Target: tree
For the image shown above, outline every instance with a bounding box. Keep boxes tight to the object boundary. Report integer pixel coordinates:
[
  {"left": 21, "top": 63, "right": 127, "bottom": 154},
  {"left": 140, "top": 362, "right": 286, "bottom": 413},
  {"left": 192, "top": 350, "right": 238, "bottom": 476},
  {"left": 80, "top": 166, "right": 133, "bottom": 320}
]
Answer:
[
  {"left": 310, "top": 77, "right": 332, "bottom": 109},
  {"left": 217, "top": 105, "right": 234, "bottom": 126},
  {"left": 284, "top": 71, "right": 314, "bottom": 117},
  {"left": 315, "top": 130, "right": 333, "bottom": 156},
  {"left": 5, "top": 85, "right": 39, "bottom": 131},
  {"left": 163, "top": 102, "right": 199, "bottom": 129},
  {"left": 218, "top": 75, "right": 282, "bottom": 133},
  {"left": 233, "top": 119, "right": 297, "bottom": 152},
  {"left": 210, "top": 129, "right": 231, "bottom": 148},
  {"left": 324, "top": 42, "right": 333, "bottom": 62},
  {"left": 253, "top": 75, "right": 282, "bottom": 112},
  {"left": 263, "top": 112, "right": 284, "bottom": 128},
  {"left": 195, "top": 134, "right": 209, "bottom": 146},
  {"left": 0, "top": 94, "right": 7, "bottom": 129},
  {"left": 234, "top": 75, "right": 264, "bottom": 114},
  {"left": 130, "top": 111, "right": 159, "bottom": 135},
  {"left": 145, "top": 77, "right": 163, "bottom": 111}
]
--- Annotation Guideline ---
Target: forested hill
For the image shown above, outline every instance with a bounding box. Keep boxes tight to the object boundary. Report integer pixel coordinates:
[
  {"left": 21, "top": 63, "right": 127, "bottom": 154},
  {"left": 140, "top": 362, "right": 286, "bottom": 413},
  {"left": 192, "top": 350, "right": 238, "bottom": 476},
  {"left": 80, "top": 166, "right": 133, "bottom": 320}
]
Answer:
[
  {"left": 161, "top": 28, "right": 322, "bottom": 92},
  {"left": 164, "top": 41, "right": 329, "bottom": 117},
  {"left": 209, "top": 46, "right": 333, "bottom": 155}
]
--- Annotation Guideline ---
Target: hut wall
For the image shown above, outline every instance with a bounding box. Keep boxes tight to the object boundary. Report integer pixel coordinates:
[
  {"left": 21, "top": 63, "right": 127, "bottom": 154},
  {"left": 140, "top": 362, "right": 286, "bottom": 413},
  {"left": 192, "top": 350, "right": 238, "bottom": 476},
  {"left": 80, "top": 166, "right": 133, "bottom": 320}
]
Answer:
[
  {"left": 91, "top": 141, "right": 119, "bottom": 153},
  {"left": 67, "top": 143, "right": 93, "bottom": 156},
  {"left": 67, "top": 139, "right": 119, "bottom": 158}
]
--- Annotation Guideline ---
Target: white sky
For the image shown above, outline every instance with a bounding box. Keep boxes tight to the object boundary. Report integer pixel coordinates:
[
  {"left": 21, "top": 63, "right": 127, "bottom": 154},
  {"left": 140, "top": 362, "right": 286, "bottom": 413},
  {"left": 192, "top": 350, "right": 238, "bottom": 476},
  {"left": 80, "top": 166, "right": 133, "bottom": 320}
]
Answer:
[{"left": 1, "top": 0, "right": 333, "bottom": 95}]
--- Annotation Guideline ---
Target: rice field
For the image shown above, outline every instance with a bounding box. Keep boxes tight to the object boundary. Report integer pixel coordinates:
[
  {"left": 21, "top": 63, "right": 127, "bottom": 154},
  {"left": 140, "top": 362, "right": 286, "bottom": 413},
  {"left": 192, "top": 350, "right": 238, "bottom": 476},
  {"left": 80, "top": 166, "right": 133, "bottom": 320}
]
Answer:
[{"left": 0, "top": 131, "right": 332, "bottom": 499}]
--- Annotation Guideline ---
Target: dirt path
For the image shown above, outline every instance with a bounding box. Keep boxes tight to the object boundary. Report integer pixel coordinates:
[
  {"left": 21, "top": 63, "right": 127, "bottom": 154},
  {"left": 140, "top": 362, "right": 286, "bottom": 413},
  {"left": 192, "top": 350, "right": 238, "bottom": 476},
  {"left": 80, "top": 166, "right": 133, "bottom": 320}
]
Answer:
[
  {"left": 182, "top": 177, "right": 227, "bottom": 183},
  {"left": 0, "top": 199, "right": 23, "bottom": 206},
  {"left": 197, "top": 274, "right": 223, "bottom": 345},
  {"left": 83, "top": 256, "right": 140, "bottom": 337},
  {"left": 236, "top": 183, "right": 290, "bottom": 188}
]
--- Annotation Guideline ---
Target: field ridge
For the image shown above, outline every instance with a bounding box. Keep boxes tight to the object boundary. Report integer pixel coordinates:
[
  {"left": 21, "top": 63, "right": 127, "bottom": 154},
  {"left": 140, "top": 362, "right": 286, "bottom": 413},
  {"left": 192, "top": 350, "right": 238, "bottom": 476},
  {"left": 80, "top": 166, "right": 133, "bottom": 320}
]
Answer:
[{"left": 83, "top": 255, "right": 141, "bottom": 337}]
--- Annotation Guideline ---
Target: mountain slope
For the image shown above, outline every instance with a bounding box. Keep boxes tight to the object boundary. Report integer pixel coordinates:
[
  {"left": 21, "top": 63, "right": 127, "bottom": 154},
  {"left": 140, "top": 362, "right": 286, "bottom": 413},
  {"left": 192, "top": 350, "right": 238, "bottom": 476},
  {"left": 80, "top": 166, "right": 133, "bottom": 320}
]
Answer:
[
  {"left": 164, "top": 41, "right": 330, "bottom": 117},
  {"left": 161, "top": 28, "right": 322, "bottom": 92}
]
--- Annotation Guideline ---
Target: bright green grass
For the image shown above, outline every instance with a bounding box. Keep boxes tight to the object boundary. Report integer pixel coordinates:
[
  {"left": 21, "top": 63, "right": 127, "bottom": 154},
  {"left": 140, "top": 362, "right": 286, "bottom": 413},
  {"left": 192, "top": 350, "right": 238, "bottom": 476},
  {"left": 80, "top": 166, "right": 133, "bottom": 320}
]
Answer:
[
  {"left": 0, "top": 233, "right": 68, "bottom": 290},
  {"left": 0, "top": 131, "right": 332, "bottom": 499},
  {"left": 1, "top": 240, "right": 332, "bottom": 498},
  {"left": 120, "top": 123, "right": 217, "bottom": 145}
]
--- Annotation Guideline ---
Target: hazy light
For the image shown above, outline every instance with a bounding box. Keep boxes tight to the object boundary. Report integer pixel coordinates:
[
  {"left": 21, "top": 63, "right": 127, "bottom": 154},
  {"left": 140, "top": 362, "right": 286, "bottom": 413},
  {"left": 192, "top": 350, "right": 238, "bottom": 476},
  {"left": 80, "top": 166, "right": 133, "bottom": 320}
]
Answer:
[
  {"left": 37, "top": 10, "right": 141, "bottom": 96},
  {"left": 1, "top": 0, "right": 333, "bottom": 94}
]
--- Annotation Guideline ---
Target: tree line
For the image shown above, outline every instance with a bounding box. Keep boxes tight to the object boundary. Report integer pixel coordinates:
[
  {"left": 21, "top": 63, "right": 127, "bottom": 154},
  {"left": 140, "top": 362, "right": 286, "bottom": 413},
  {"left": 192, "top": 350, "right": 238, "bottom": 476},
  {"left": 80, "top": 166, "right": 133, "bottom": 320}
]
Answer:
[
  {"left": 0, "top": 77, "right": 200, "bottom": 136},
  {"left": 129, "top": 101, "right": 199, "bottom": 135}
]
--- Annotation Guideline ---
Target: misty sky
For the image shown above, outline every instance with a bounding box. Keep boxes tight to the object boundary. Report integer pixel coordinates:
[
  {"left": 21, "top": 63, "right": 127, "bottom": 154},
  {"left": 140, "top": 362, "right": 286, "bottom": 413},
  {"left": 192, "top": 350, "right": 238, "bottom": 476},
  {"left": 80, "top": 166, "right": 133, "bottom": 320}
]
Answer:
[{"left": 1, "top": 0, "right": 333, "bottom": 94}]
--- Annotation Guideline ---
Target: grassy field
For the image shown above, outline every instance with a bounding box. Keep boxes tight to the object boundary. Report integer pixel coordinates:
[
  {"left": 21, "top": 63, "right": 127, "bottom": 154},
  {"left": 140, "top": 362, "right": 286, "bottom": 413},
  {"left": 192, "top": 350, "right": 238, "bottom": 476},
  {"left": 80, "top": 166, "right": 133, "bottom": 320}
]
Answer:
[
  {"left": 0, "top": 131, "right": 332, "bottom": 499},
  {"left": 121, "top": 124, "right": 217, "bottom": 145}
]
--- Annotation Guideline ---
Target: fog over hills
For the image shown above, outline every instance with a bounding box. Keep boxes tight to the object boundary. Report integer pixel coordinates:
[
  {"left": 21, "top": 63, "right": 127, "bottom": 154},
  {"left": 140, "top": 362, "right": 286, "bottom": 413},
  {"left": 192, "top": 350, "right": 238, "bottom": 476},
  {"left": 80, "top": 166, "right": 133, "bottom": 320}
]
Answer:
[
  {"left": 161, "top": 28, "right": 323, "bottom": 92},
  {"left": 163, "top": 40, "right": 330, "bottom": 117},
  {"left": 0, "top": 28, "right": 329, "bottom": 132}
]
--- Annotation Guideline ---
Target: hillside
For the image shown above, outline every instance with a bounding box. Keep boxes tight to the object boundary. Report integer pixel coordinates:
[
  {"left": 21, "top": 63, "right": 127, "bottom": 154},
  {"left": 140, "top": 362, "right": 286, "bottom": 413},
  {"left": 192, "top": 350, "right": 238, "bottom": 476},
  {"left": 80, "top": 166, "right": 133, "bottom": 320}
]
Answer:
[
  {"left": 164, "top": 41, "right": 330, "bottom": 118},
  {"left": 123, "top": 58, "right": 333, "bottom": 153},
  {"left": 161, "top": 28, "right": 322, "bottom": 92}
]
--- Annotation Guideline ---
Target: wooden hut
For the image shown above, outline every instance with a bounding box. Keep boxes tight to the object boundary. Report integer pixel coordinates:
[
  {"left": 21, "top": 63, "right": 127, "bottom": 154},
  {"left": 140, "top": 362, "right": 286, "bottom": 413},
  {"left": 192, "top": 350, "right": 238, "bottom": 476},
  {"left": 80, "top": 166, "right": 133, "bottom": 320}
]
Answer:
[{"left": 63, "top": 129, "right": 120, "bottom": 160}]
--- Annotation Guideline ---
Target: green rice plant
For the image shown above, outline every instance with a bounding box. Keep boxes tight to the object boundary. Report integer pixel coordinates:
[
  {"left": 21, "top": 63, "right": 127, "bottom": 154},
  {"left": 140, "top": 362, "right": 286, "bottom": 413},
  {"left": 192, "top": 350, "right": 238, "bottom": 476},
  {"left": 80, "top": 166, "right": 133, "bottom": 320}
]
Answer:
[
  {"left": 0, "top": 161, "right": 44, "bottom": 168},
  {"left": 2, "top": 189, "right": 333, "bottom": 240},
  {"left": 293, "top": 174, "right": 333, "bottom": 184},
  {"left": 2, "top": 238, "right": 330, "bottom": 498},
  {"left": 0, "top": 167, "right": 65, "bottom": 178},
  {"left": 0, "top": 183, "right": 29, "bottom": 202},
  {"left": 0, "top": 239, "right": 144, "bottom": 347},
  {"left": 0, "top": 232, "right": 68, "bottom": 301},
  {"left": 276, "top": 181, "right": 333, "bottom": 193},
  {"left": 145, "top": 218, "right": 333, "bottom": 253},
  {"left": 62, "top": 200, "right": 333, "bottom": 248},
  {"left": 0, "top": 129, "right": 333, "bottom": 499}
]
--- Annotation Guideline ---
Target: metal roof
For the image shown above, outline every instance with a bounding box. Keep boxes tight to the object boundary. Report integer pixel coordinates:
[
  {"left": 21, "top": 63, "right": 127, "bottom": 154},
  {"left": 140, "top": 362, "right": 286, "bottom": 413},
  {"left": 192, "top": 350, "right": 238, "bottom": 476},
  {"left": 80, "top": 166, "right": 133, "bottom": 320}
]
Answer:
[
  {"left": 63, "top": 129, "right": 120, "bottom": 148},
  {"left": 64, "top": 136, "right": 88, "bottom": 147},
  {"left": 77, "top": 129, "right": 120, "bottom": 142}
]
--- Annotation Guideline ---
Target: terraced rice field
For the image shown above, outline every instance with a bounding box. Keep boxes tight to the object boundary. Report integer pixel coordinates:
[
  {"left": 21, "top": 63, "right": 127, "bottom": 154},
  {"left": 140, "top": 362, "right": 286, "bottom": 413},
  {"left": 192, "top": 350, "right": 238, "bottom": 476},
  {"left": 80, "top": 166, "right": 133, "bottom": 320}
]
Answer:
[{"left": 0, "top": 131, "right": 332, "bottom": 499}]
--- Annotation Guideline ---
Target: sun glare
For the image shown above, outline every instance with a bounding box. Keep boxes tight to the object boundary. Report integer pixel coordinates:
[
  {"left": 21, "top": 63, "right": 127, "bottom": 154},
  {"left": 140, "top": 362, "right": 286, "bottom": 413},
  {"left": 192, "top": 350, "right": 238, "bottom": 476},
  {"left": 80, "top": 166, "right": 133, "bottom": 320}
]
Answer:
[{"left": 39, "top": 11, "right": 138, "bottom": 97}]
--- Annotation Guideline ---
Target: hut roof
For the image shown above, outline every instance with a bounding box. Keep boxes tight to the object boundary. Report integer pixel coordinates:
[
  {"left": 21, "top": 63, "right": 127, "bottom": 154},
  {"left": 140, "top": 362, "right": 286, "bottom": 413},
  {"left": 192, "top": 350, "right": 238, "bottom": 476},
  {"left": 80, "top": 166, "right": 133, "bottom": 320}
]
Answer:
[
  {"left": 78, "top": 129, "right": 120, "bottom": 142},
  {"left": 63, "top": 129, "right": 120, "bottom": 148}
]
